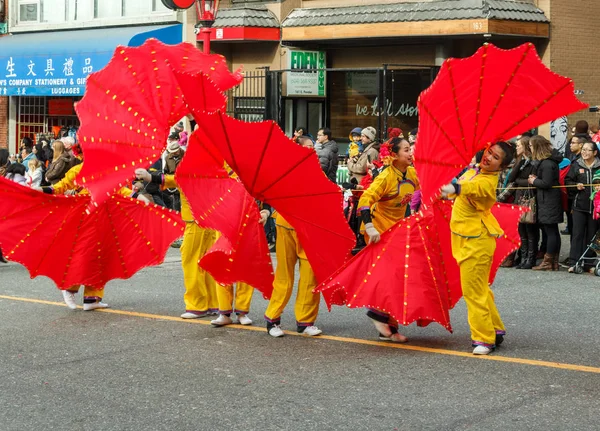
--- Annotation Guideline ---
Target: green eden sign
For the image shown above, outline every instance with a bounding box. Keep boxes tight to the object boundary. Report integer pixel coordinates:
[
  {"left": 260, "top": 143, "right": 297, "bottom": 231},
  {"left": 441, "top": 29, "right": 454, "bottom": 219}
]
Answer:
[{"left": 286, "top": 49, "right": 326, "bottom": 97}]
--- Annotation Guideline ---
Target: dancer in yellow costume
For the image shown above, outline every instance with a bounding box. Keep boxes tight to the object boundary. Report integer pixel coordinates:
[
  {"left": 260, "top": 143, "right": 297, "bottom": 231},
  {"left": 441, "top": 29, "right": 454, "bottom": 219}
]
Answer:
[
  {"left": 209, "top": 203, "right": 272, "bottom": 327},
  {"left": 441, "top": 142, "right": 513, "bottom": 355},
  {"left": 264, "top": 135, "right": 322, "bottom": 338},
  {"left": 357, "top": 137, "right": 419, "bottom": 343},
  {"left": 135, "top": 168, "right": 219, "bottom": 318},
  {"left": 38, "top": 162, "right": 145, "bottom": 311}
]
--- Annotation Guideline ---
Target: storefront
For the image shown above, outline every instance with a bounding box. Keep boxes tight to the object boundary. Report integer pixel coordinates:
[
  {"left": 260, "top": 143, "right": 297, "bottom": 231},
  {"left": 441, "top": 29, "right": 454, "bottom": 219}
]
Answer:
[{"left": 0, "top": 23, "right": 182, "bottom": 152}]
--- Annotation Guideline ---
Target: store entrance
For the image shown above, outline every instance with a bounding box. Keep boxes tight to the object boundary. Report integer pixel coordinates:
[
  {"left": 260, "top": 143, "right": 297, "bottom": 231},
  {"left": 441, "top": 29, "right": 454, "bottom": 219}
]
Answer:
[{"left": 283, "top": 98, "right": 326, "bottom": 140}]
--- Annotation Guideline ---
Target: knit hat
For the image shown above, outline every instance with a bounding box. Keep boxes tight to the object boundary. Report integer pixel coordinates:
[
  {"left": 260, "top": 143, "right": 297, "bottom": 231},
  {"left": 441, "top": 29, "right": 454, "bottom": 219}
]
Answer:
[
  {"left": 361, "top": 126, "right": 376, "bottom": 141},
  {"left": 350, "top": 127, "right": 362, "bottom": 136}
]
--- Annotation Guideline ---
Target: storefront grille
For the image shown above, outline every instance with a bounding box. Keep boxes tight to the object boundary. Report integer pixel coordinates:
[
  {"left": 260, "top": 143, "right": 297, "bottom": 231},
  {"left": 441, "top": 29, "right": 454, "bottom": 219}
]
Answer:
[{"left": 17, "top": 96, "right": 46, "bottom": 145}]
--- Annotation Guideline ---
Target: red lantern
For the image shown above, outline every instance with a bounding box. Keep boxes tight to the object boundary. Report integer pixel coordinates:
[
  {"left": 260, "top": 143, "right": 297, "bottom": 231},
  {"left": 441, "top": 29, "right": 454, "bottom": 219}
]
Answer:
[
  {"left": 196, "top": 0, "right": 220, "bottom": 23},
  {"left": 195, "top": 0, "right": 221, "bottom": 54}
]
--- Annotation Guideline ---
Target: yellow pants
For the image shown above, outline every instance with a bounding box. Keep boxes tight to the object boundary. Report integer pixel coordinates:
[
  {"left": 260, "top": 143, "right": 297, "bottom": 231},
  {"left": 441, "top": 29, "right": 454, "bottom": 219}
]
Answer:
[
  {"left": 264, "top": 225, "right": 320, "bottom": 327},
  {"left": 180, "top": 222, "right": 218, "bottom": 314},
  {"left": 67, "top": 286, "right": 104, "bottom": 302},
  {"left": 451, "top": 231, "right": 506, "bottom": 347},
  {"left": 216, "top": 283, "right": 254, "bottom": 315}
]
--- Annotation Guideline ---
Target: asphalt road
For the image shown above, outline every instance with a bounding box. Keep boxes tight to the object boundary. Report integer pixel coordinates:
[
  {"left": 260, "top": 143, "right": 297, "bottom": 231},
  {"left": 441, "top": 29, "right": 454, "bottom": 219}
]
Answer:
[{"left": 0, "top": 246, "right": 599, "bottom": 431}]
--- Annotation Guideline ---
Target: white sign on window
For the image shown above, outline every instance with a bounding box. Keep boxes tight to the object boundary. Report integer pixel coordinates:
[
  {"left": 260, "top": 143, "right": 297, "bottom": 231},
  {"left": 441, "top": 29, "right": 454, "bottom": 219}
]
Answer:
[{"left": 286, "top": 49, "right": 326, "bottom": 97}]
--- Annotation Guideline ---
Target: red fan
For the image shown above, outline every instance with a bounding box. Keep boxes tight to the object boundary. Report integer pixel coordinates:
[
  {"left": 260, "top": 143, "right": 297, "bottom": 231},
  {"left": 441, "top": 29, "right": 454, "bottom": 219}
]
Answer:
[
  {"left": 316, "top": 200, "right": 526, "bottom": 331},
  {"left": 75, "top": 39, "right": 241, "bottom": 205},
  {"left": 415, "top": 43, "right": 588, "bottom": 204},
  {"left": 177, "top": 109, "right": 355, "bottom": 307},
  {"left": 0, "top": 177, "right": 183, "bottom": 289},
  {"left": 175, "top": 131, "right": 274, "bottom": 298}
]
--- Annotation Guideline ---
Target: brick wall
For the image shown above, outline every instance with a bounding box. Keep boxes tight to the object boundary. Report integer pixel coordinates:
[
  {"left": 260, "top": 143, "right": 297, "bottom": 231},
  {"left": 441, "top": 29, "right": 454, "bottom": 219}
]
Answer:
[
  {"left": 0, "top": 0, "right": 7, "bottom": 148},
  {"left": 545, "top": 0, "right": 600, "bottom": 127},
  {"left": 0, "top": 96, "right": 7, "bottom": 149}
]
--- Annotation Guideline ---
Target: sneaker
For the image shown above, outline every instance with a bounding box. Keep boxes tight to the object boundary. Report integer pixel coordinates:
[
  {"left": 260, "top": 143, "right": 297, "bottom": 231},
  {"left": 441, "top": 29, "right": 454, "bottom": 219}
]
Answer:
[
  {"left": 473, "top": 345, "right": 493, "bottom": 355},
  {"left": 268, "top": 325, "right": 285, "bottom": 338},
  {"left": 210, "top": 314, "right": 233, "bottom": 326},
  {"left": 378, "top": 332, "right": 408, "bottom": 343},
  {"left": 301, "top": 325, "right": 323, "bottom": 336},
  {"left": 0, "top": 254, "right": 7, "bottom": 264},
  {"left": 170, "top": 238, "right": 183, "bottom": 248},
  {"left": 62, "top": 291, "right": 78, "bottom": 310},
  {"left": 83, "top": 301, "right": 109, "bottom": 311},
  {"left": 180, "top": 311, "right": 207, "bottom": 319},
  {"left": 560, "top": 228, "right": 570, "bottom": 235},
  {"left": 237, "top": 314, "right": 253, "bottom": 325}
]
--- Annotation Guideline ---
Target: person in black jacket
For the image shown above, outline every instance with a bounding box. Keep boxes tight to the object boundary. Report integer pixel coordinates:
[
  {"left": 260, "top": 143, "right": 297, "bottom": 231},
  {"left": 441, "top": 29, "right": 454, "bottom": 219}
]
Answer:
[
  {"left": 528, "top": 136, "right": 564, "bottom": 271},
  {"left": 507, "top": 136, "right": 539, "bottom": 269},
  {"left": 315, "top": 127, "right": 339, "bottom": 183},
  {"left": 564, "top": 141, "right": 600, "bottom": 272}
]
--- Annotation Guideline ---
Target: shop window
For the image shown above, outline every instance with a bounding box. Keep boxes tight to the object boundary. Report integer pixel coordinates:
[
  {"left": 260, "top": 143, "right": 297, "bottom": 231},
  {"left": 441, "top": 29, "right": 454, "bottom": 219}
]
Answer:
[
  {"left": 67, "top": 0, "right": 94, "bottom": 21},
  {"left": 42, "top": 0, "right": 67, "bottom": 23},
  {"left": 18, "top": 0, "right": 40, "bottom": 23},
  {"left": 94, "top": 0, "right": 122, "bottom": 19},
  {"left": 18, "top": 96, "right": 46, "bottom": 145},
  {"left": 329, "top": 69, "right": 429, "bottom": 143}
]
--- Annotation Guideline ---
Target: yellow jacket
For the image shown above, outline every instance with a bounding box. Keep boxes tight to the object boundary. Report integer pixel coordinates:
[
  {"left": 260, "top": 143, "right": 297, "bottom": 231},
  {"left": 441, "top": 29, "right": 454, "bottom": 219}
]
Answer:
[
  {"left": 358, "top": 165, "right": 420, "bottom": 233},
  {"left": 47, "top": 163, "right": 132, "bottom": 197},
  {"left": 163, "top": 174, "right": 193, "bottom": 222},
  {"left": 450, "top": 169, "right": 503, "bottom": 238}
]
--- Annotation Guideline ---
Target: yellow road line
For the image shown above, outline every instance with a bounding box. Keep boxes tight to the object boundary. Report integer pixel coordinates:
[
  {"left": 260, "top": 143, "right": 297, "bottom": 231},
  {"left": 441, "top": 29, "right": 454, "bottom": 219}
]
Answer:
[{"left": 1, "top": 294, "right": 599, "bottom": 374}]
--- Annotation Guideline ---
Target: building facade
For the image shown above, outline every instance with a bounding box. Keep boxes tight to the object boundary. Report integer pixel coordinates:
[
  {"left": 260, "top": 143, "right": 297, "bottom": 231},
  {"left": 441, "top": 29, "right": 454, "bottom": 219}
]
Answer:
[
  {"left": 1, "top": 0, "right": 599, "bottom": 150},
  {"left": 206, "top": 0, "right": 599, "bottom": 146},
  {"left": 0, "top": 0, "right": 198, "bottom": 151}
]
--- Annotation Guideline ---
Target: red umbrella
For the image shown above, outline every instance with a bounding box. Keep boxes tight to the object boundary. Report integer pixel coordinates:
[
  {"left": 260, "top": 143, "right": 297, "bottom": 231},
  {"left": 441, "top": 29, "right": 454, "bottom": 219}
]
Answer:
[
  {"left": 415, "top": 43, "right": 588, "bottom": 204},
  {"left": 177, "top": 109, "right": 355, "bottom": 307},
  {"left": 316, "top": 200, "right": 526, "bottom": 331},
  {"left": 0, "top": 177, "right": 183, "bottom": 289},
  {"left": 175, "top": 131, "right": 274, "bottom": 298},
  {"left": 75, "top": 39, "right": 241, "bottom": 206}
]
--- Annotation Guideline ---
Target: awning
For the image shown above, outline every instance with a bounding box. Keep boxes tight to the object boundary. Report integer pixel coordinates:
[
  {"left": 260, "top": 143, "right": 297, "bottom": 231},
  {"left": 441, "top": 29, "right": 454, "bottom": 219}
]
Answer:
[
  {"left": 199, "top": 6, "right": 280, "bottom": 42},
  {"left": 281, "top": 0, "right": 549, "bottom": 42},
  {"left": 0, "top": 24, "right": 182, "bottom": 97}
]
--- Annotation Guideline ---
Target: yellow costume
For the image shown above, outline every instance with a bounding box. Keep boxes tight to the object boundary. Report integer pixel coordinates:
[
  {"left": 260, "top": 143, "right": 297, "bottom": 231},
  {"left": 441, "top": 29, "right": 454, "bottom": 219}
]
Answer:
[
  {"left": 450, "top": 168, "right": 506, "bottom": 347},
  {"left": 358, "top": 165, "right": 420, "bottom": 235},
  {"left": 45, "top": 163, "right": 133, "bottom": 303},
  {"left": 264, "top": 214, "right": 320, "bottom": 328},
  {"left": 358, "top": 164, "right": 419, "bottom": 336},
  {"left": 216, "top": 282, "right": 253, "bottom": 315},
  {"left": 163, "top": 174, "right": 218, "bottom": 315}
]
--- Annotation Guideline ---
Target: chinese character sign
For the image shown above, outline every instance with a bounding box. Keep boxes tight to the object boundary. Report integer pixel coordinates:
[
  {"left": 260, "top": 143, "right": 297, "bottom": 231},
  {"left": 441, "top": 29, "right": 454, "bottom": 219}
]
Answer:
[{"left": 0, "top": 52, "right": 112, "bottom": 96}]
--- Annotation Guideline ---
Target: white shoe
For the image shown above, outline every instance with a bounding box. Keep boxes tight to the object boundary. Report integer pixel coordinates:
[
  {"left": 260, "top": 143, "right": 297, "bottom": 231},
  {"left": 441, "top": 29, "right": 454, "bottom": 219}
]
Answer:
[
  {"left": 83, "top": 301, "right": 109, "bottom": 311},
  {"left": 473, "top": 345, "right": 493, "bottom": 355},
  {"left": 62, "top": 291, "right": 78, "bottom": 310},
  {"left": 302, "top": 326, "right": 323, "bottom": 336},
  {"left": 180, "top": 312, "right": 206, "bottom": 319},
  {"left": 210, "top": 314, "right": 233, "bottom": 326},
  {"left": 268, "top": 325, "right": 285, "bottom": 337},
  {"left": 237, "top": 314, "right": 253, "bottom": 325}
]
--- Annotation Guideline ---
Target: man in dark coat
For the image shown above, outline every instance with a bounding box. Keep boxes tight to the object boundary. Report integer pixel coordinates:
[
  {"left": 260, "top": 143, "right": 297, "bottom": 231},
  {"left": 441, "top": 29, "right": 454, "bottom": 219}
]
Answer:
[{"left": 315, "top": 127, "right": 339, "bottom": 183}]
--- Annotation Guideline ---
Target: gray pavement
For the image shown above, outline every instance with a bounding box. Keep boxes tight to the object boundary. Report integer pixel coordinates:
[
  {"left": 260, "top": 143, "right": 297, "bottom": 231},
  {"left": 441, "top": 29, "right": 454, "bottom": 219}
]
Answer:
[{"left": 0, "top": 245, "right": 599, "bottom": 431}]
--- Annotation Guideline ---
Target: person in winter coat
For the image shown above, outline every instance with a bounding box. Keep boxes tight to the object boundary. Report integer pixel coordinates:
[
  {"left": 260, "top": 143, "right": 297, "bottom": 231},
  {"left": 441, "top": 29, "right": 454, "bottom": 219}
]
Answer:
[
  {"left": 315, "top": 127, "right": 339, "bottom": 183},
  {"left": 33, "top": 139, "right": 53, "bottom": 168},
  {"left": 45, "top": 140, "right": 73, "bottom": 185},
  {"left": 5, "top": 163, "right": 28, "bottom": 186},
  {"left": 26, "top": 158, "right": 44, "bottom": 187},
  {"left": 505, "top": 136, "right": 539, "bottom": 269},
  {"left": 347, "top": 126, "right": 380, "bottom": 182},
  {"left": 564, "top": 141, "right": 600, "bottom": 272},
  {"left": 20, "top": 146, "right": 37, "bottom": 172},
  {"left": 528, "top": 135, "right": 563, "bottom": 271}
]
